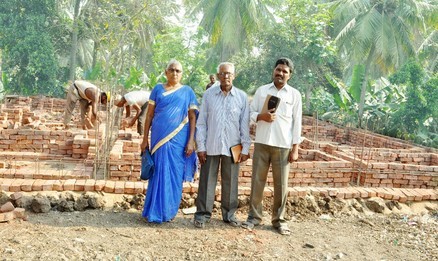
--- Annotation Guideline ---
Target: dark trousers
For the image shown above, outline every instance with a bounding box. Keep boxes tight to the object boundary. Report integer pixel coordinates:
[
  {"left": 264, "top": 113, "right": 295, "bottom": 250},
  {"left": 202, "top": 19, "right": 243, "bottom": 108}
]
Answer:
[{"left": 195, "top": 155, "right": 240, "bottom": 222}]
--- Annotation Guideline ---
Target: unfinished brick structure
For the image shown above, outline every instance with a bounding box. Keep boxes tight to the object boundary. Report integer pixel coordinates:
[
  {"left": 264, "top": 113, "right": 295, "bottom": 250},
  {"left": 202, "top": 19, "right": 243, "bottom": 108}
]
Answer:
[{"left": 0, "top": 95, "right": 436, "bottom": 202}]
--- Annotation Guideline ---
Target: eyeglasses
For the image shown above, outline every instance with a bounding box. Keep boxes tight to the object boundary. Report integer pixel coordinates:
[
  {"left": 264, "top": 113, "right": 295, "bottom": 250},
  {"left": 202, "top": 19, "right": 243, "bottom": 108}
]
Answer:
[
  {"left": 167, "top": 68, "right": 182, "bottom": 74},
  {"left": 218, "top": 72, "right": 234, "bottom": 77}
]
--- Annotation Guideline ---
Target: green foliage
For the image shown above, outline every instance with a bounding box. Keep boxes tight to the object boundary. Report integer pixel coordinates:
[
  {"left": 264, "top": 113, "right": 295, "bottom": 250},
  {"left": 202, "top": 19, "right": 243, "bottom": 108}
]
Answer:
[
  {"left": 187, "top": 0, "right": 274, "bottom": 64},
  {"left": 330, "top": 0, "right": 435, "bottom": 124},
  {"left": 84, "top": 63, "right": 103, "bottom": 81},
  {"left": 231, "top": 0, "right": 340, "bottom": 102},
  {"left": 120, "top": 67, "right": 146, "bottom": 90},
  {"left": 385, "top": 61, "right": 437, "bottom": 148},
  {"left": 349, "top": 64, "right": 365, "bottom": 102},
  {"left": 0, "top": 0, "right": 62, "bottom": 97},
  {"left": 150, "top": 27, "right": 209, "bottom": 99},
  {"left": 389, "top": 60, "right": 426, "bottom": 86}
]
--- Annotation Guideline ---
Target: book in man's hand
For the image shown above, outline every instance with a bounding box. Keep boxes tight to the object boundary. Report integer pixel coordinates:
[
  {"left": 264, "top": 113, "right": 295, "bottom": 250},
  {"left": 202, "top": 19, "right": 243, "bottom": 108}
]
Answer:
[
  {"left": 230, "top": 144, "right": 242, "bottom": 163},
  {"left": 261, "top": 95, "right": 281, "bottom": 113}
]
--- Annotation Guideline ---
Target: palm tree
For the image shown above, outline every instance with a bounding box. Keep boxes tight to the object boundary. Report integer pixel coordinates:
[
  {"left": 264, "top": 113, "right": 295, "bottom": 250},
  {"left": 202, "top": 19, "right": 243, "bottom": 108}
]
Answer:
[
  {"left": 330, "top": 0, "right": 436, "bottom": 127},
  {"left": 186, "top": 0, "right": 274, "bottom": 64},
  {"left": 58, "top": 0, "right": 175, "bottom": 81}
]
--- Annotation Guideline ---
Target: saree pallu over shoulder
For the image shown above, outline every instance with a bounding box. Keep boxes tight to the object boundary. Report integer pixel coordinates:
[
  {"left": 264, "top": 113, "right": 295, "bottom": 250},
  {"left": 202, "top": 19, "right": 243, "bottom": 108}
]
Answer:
[
  {"left": 151, "top": 115, "right": 189, "bottom": 155},
  {"left": 149, "top": 84, "right": 198, "bottom": 152}
]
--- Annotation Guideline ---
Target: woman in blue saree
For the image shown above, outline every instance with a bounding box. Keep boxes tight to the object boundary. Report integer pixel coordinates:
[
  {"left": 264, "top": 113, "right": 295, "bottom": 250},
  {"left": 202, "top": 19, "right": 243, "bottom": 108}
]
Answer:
[{"left": 140, "top": 59, "right": 198, "bottom": 223}]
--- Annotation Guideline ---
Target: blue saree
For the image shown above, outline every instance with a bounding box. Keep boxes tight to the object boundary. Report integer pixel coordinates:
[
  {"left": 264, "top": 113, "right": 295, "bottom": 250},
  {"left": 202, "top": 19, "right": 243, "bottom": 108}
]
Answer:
[{"left": 142, "top": 84, "right": 198, "bottom": 223}]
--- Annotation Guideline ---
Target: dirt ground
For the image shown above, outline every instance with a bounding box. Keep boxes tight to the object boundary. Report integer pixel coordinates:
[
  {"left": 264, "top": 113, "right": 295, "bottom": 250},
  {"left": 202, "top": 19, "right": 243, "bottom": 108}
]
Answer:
[{"left": 1, "top": 193, "right": 437, "bottom": 261}]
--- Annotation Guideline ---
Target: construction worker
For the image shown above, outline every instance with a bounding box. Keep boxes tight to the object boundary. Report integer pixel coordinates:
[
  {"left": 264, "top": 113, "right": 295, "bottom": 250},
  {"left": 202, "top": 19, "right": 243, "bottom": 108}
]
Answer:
[
  {"left": 64, "top": 80, "right": 109, "bottom": 130},
  {"left": 114, "top": 90, "right": 150, "bottom": 135}
]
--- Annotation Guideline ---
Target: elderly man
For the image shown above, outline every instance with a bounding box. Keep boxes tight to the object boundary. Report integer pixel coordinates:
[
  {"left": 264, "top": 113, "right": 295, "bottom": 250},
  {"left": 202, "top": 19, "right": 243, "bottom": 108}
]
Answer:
[
  {"left": 242, "top": 58, "right": 302, "bottom": 235},
  {"left": 64, "top": 80, "right": 108, "bottom": 130},
  {"left": 194, "top": 62, "right": 251, "bottom": 228},
  {"left": 114, "top": 90, "right": 150, "bottom": 135}
]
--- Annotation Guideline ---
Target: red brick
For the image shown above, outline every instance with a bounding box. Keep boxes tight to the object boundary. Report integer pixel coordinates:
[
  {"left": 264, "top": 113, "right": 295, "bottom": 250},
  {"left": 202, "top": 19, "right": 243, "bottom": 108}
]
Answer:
[
  {"left": 32, "top": 179, "right": 45, "bottom": 191},
  {"left": 388, "top": 173, "right": 404, "bottom": 179},
  {"left": 13, "top": 208, "right": 26, "bottom": 219},
  {"left": 336, "top": 190, "right": 345, "bottom": 199},
  {"left": 114, "top": 181, "right": 124, "bottom": 194},
  {"left": 0, "top": 211, "right": 15, "bottom": 222},
  {"left": 393, "top": 179, "right": 409, "bottom": 185},
  {"left": 134, "top": 181, "right": 145, "bottom": 194},
  {"left": 318, "top": 188, "right": 329, "bottom": 197},
  {"left": 372, "top": 163, "right": 388, "bottom": 169},
  {"left": 328, "top": 173, "right": 344, "bottom": 178},
  {"left": 380, "top": 179, "right": 393, "bottom": 184},
  {"left": 63, "top": 179, "right": 76, "bottom": 191},
  {"left": 95, "top": 180, "right": 106, "bottom": 191},
  {"left": 372, "top": 173, "right": 388, "bottom": 179},
  {"left": 124, "top": 181, "right": 135, "bottom": 194},
  {"left": 363, "top": 188, "right": 377, "bottom": 197},
  {"left": 52, "top": 180, "right": 63, "bottom": 191},
  {"left": 327, "top": 188, "right": 338, "bottom": 197},
  {"left": 418, "top": 166, "right": 435, "bottom": 172},
  {"left": 103, "top": 181, "right": 115, "bottom": 193},
  {"left": 307, "top": 187, "right": 317, "bottom": 196},
  {"left": 383, "top": 188, "right": 399, "bottom": 200},
  {"left": 0, "top": 202, "right": 14, "bottom": 213},
  {"left": 399, "top": 189, "right": 415, "bottom": 201},
  {"left": 42, "top": 180, "right": 54, "bottom": 191},
  {"left": 20, "top": 180, "right": 34, "bottom": 192},
  {"left": 286, "top": 187, "right": 297, "bottom": 197},
  {"left": 418, "top": 176, "right": 432, "bottom": 181},
  {"left": 10, "top": 192, "right": 22, "bottom": 201},
  {"left": 348, "top": 188, "right": 361, "bottom": 198},
  {"left": 408, "top": 180, "right": 425, "bottom": 187},
  {"left": 413, "top": 189, "right": 430, "bottom": 200},
  {"left": 388, "top": 163, "right": 404, "bottom": 170},
  {"left": 294, "top": 187, "right": 307, "bottom": 197},
  {"left": 0, "top": 179, "right": 14, "bottom": 191},
  {"left": 84, "top": 180, "right": 95, "bottom": 191},
  {"left": 364, "top": 178, "right": 380, "bottom": 184},
  {"left": 10, "top": 179, "right": 24, "bottom": 192},
  {"left": 74, "top": 179, "right": 86, "bottom": 191},
  {"left": 411, "top": 189, "right": 430, "bottom": 201},
  {"left": 392, "top": 189, "right": 408, "bottom": 202},
  {"left": 296, "top": 162, "right": 314, "bottom": 169},
  {"left": 404, "top": 164, "right": 420, "bottom": 171}
]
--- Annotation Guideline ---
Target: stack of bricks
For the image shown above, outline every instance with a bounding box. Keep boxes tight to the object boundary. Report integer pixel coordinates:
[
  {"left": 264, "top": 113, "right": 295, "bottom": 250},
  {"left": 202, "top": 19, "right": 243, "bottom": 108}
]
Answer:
[
  {"left": 72, "top": 134, "right": 91, "bottom": 159},
  {"left": 0, "top": 107, "right": 23, "bottom": 128},
  {"left": 6, "top": 96, "right": 32, "bottom": 107},
  {"left": 331, "top": 148, "right": 438, "bottom": 188},
  {"left": 0, "top": 111, "right": 9, "bottom": 129},
  {"left": 0, "top": 129, "right": 74, "bottom": 155},
  {"left": 0, "top": 194, "right": 26, "bottom": 222},
  {"left": 344, "top": 129, "right": 414, "bottom": 149},
  {"left": 109, "top": 139, "right": 142, "bottom": 181},
  {"left": 30, "top": 96, "right": 66, "bottom": 113}
]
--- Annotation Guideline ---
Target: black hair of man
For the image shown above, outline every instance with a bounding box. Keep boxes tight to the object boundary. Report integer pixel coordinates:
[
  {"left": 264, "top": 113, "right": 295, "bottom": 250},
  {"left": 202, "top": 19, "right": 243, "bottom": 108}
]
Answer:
[{"left": 275, "top": 58, "right": 294, "bottom": 73}]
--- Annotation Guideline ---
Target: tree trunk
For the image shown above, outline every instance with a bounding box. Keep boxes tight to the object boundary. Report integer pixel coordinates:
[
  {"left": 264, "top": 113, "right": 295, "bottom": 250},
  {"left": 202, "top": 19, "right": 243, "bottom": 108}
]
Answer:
[{"left": 69, "top": 0, "right": 81, "bottom": 81}]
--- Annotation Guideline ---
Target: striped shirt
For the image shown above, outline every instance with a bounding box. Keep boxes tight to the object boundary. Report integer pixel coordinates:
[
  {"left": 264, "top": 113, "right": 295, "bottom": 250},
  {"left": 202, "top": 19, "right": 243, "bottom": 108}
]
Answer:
[{"left": 196, "top": 85, "right": 251, "bottom": 156}]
